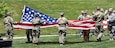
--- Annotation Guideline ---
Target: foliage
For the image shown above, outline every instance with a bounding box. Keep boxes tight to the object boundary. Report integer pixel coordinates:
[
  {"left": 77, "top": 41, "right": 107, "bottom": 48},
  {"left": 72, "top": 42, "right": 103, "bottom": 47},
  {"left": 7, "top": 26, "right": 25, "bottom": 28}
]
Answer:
[{"left": 0, "top": 2, "right": 14, "bottom": 18}]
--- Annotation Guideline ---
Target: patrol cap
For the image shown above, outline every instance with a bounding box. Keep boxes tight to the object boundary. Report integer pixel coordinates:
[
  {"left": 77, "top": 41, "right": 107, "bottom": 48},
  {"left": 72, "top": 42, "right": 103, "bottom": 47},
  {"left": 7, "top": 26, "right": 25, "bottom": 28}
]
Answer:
[
  {"left": 60, "top": 12, "right": 64, "bottom": 16},
  {"left": 96, "top": 6, "right": 101, "bottom": 10},
  {"left": 34, "top": 13, "right": 39, "bottom": 17},
  {"left": 100, "top": 8, "right": 104, "bottom": 12},
  {"left": 6, "top": 12, "right": 11, "bottom": 16},
  {"left": 92, "top": 11, "right": 95, "bottom": 15},
  {"left": 81, "top": 10, "right": 85, "bottom": 13},
  {"left": 108, "top": 8, "right": 113, "bottom": 12},
  {"left": 84, "top": 10, "right": 88, "bottom": 13}
]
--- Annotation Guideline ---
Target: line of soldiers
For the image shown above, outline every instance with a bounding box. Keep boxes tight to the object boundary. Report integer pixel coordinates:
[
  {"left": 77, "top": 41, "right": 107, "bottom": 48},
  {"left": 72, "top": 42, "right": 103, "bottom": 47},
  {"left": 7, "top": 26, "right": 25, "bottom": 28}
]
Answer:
[
  {"left": 3, "top": 12, "right": 68, "bottom": 46},
  {"left": 3, "top": 7, "right": 115, "bottom": 46},
  {"left": 77, "top": 7, "right": 115, "bottom": 42}
]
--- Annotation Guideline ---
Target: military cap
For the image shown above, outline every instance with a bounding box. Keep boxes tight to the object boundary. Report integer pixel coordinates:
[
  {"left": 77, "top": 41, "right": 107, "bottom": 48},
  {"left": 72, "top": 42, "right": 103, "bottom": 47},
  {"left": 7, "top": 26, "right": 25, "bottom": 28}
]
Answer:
[
  {"left": 100, "top": 8, "right": 104, "bottom": 12},
  {"left": 108, "top": 8, "right": 113, "bottom": 12},
  {"left": 92, "top": 11, "right": 95, "bottom": 15},
  {"left": 60, "top": 12, "right": 64, "bottom": 16},
  {"left": 34, "top": 13, "right": 39, "bottom": 17},
  {"left": 6, "top": 12, "right": 11, "bottom": 16},
  {"left": 84, "top": 10, "right": 88, "bottom": 13},
  {"left": 96, "top": 6, "right": 101, "bottom": 10}
]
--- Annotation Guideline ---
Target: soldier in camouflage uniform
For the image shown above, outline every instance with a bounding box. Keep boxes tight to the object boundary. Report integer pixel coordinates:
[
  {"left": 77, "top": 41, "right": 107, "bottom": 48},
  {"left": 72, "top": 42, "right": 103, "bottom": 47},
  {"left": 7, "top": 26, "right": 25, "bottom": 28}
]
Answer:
[
  {"left": 32, "top": 13, "right": 42, "bottom": 45},
  {"left": 80, "top": 10, "right": 91, "bottom": 42},
  {"left": 3, "top": 12, "right": 14, "bottom": 40},
  {"left": 93, "top": 7, "right": 105, "bottom": 42},
  {"left": 57, "top": 12, "right": 68, "bottom": 46}
]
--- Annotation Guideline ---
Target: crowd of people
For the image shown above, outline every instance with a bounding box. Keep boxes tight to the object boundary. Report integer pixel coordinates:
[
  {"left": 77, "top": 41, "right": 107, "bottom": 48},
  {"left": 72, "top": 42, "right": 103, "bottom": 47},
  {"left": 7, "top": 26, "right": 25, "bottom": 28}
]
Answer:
[{"left": 3, "top": 7, "right": 115, "bottom": 46}]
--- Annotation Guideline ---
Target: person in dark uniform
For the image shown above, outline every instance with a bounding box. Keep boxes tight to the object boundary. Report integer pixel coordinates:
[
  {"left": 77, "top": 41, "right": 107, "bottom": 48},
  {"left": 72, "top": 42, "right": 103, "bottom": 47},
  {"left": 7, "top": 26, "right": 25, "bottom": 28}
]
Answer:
[{"left": 25, "top": 29, "right": 33, "bottom": 43}]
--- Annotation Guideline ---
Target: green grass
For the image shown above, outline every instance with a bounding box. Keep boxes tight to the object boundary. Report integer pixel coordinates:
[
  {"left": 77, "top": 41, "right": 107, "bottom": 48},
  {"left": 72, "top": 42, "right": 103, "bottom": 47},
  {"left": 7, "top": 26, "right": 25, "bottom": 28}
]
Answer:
[
  {"left": 12, "top": 35, "right": 115, "bottom": 48},
  {"left": 0, "top": 0, "right": 115, "bottom": 36}
]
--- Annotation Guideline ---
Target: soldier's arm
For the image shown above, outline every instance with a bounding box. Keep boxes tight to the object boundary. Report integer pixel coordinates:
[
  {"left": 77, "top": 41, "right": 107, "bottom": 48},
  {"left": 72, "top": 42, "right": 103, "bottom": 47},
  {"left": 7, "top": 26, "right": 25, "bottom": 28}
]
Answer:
[
  {"left": 57, "top": 18, "right": 60, "bottom": 23},
  {"left": 92, "top": 15, "right": 97, "bottom": 21},
  {"left": 39, "top": 20, "right": 44, "bottom": 25},
  {"left": 64, "top": 18, "right": 69, "bottom": 24}
]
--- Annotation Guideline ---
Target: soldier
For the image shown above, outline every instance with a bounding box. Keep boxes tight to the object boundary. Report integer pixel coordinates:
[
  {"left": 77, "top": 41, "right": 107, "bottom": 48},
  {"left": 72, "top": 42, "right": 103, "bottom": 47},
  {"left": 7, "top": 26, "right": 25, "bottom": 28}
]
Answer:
[
  {"left": 57, "top": 12, "right": 68, "bottom": 46},
  {"left": 80, "top": 10, "right": 91, "bottom": 42},
  {"left": 32, "top": 13, "right": 42, "bottom": 45},
  {"left": 106, "top": 8, "right": 115, "bottom": 40},
  {"left": 93, "top": 7, "right": 105, "bottom": 42},
  {"left": 77, "top": 11, "right": 85, "bottom": 37},
  {"left": 25, "top": 29, "right": 33, "bottom": 43},
  {"left": 3, "top": 12, "right": 14, "bottom": 40}
]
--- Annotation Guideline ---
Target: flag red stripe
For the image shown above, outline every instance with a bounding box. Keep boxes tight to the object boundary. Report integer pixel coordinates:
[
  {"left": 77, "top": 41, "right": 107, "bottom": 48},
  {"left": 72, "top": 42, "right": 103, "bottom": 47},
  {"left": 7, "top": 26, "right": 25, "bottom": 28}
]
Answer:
[{"left": 13, "top": 20, "right": 108, "bottom": 30}]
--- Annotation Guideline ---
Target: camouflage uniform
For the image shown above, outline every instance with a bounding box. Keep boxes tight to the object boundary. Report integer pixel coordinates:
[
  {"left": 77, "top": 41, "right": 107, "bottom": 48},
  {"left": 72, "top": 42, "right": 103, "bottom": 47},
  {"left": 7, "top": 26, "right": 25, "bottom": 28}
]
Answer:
[
  {"left": 93, "top": 10, "right": 104, "bottom": 41},
  {"left": 32, "top": 14, "right": 42, "bottom": 44},
  {"left": 80, "top": 11, "right": 91, "bottom": 42},
  {"left": 3, "top": 13, "right": 14, "bottom": 40},
  {"left": 57, "top": 13, "right": 68, "bottom": 45}
]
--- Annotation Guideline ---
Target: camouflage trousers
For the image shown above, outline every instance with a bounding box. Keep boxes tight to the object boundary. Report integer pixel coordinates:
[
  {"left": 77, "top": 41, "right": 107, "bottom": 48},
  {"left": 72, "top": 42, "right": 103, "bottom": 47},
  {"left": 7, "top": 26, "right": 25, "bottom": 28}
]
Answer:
[
  {"left": 95, "top": 25, "right": 104, "bottom": 39},
  {"left": 32, "top": 29, "right": 40, "bottom": 44},
  {"left": 95, "top": 25, "right": 104, "bottom": 33},
  {"left": 58, "top": 30, "right": 66, "bottom": 44},
  {"left": 6, "top": 29, "right": 13, "bottom": 40}
]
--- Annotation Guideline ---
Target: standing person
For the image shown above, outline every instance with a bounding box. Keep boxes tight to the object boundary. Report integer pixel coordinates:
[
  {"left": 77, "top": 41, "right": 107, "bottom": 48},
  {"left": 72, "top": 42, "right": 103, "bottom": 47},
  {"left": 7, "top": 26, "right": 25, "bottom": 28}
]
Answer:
[
  {"left": 93, "top": 7, "right": 105, "bottom": 42},
  {"left": 25, "top": 29, "right": 33, "bottom": 43},
  {"left": 57, "top": 12, "right": 68, "bottom": 46},
  {"left": 80, "top": 10, "right": 91, "bottom": 42},
  {"left": 32, "top": 13, "right": 43, "bottom": 45},
  {"left": 3, "top": 12, "right": 14, "bottom": 40},
  {"left": 77, "top": 11, "right": 85, "bottom": 37},
  {"left": 106, "top": 8, "right": 115, "bottom": 40}
]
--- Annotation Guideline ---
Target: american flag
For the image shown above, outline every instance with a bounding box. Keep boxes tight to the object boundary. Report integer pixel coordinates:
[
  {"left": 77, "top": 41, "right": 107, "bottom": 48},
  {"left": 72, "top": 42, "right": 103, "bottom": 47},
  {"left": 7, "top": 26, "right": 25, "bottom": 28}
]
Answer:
[
  {"left": 21, "top": 6, "right": 57, "bottom": 24},
  {"left": 13, "top": 6, "right": 58, "bottom": 29},
  {"left": 13, "top": 6, "right": 108, "bottom": 30}
]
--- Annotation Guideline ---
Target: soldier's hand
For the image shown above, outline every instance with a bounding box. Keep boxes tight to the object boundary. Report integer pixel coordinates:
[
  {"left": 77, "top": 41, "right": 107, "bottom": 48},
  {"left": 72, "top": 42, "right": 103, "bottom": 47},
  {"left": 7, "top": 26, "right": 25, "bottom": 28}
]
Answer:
[{"left": 13, "top": 22, "right": 18, "bottom": 25}]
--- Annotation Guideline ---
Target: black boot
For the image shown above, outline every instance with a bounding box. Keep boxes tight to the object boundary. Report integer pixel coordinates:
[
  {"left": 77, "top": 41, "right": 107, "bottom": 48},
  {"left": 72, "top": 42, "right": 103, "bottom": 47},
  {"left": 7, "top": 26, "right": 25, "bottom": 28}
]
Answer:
[{"left": 97, "top": 38, "right": 101, "bottom": 42}]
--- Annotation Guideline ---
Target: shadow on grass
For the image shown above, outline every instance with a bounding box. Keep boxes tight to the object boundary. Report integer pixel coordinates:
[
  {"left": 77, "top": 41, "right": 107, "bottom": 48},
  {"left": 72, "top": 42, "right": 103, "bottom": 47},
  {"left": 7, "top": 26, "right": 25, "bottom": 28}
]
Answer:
[
  {"left": 39, "top": 39, "right": 109, "bottom": 44},
  {"left": 19, "top": 39, "right": 109, "bottom": 45}
]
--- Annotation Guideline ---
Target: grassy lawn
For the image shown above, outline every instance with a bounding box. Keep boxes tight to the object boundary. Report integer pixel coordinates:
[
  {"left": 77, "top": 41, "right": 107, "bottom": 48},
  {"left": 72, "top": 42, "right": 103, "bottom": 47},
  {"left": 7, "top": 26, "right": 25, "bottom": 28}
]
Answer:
[
  {"left": 12, "top": 35, "right": 115, "bottom": 48},
  {"left": 0, "top": 0, "right": 115, "bottom": 48},
  {"left": 0, "top": 0, "right": 115, "bottom": 36}
]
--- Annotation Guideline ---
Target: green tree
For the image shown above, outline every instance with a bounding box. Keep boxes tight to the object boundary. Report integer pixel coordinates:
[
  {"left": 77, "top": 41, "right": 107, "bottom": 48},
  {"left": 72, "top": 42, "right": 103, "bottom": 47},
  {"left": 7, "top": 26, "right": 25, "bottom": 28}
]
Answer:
[{"left": 0, "top": 2, "right": 14, "bottom": 18}]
